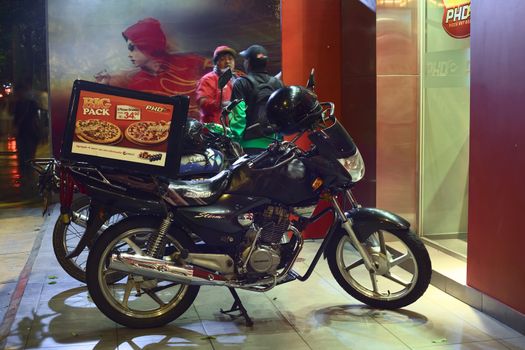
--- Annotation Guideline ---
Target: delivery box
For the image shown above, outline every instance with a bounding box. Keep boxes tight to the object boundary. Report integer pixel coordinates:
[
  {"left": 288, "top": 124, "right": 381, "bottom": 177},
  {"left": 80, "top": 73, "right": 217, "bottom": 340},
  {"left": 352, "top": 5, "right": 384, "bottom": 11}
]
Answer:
[{"left": 60, "top": 80, "right": 188, "bottom": 177}]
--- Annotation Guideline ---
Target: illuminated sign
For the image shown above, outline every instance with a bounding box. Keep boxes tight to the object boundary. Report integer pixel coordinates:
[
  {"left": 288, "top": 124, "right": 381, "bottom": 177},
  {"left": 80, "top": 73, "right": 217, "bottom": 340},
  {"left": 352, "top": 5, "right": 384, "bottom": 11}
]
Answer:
[
  {"left": 442, "top": 0, "right": 470, "bottom": 39},
  {"left": 61, "top": 80, "right": 188, "bottom": 177}
]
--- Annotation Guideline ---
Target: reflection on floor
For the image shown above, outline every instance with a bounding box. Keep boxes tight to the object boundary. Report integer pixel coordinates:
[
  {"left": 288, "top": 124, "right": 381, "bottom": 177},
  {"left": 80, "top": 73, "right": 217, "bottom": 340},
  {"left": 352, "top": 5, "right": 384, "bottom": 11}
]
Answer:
[
  {"left": 1, "top": 206, "right": 524, "bottom": 350},
  {"left": 0, "top": 137, "right": 51, "bottom": 207}
]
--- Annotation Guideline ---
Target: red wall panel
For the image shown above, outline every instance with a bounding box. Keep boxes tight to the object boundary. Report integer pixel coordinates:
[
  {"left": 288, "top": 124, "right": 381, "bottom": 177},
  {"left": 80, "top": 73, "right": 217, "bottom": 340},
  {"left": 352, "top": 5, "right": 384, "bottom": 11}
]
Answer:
[
  {"left": 281, "top": 0, "right": 341, "bottom": 106},
  {"left": 468, "top": 0, "right": 525, "bottom": 314},
  {"left": 281, "top": 0, "right": 342, "bottom": 238}
]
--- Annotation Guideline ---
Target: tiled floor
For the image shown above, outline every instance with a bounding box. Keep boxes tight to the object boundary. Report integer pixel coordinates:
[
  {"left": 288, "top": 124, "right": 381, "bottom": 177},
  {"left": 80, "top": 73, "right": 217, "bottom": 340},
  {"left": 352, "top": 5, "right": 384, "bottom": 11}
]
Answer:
[
  {"left": 1, "top": 205, "right": 524, "bottom": 350},
  {"left": 425, "top": 237, "right": 468, "bottom": 260}
]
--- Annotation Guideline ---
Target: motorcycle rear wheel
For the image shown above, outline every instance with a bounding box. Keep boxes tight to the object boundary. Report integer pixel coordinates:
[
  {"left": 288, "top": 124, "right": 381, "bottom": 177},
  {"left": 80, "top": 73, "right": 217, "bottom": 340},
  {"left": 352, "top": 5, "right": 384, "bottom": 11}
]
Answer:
[
  {"left": 52, "top": 195, "right": 126, "bottom": 283},
  {"left": 326, "top": 228, "right": 431, "bottom": 309},
  {"left": 86, "top": 216, "right": 200, "bottom": 329}
]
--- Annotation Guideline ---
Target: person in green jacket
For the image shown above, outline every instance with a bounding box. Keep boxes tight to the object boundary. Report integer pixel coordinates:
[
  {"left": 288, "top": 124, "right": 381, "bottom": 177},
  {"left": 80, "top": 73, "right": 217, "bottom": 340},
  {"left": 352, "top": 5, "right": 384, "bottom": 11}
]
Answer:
[{"left": 229, "top": 45, "right": 283, "bottom": 154}]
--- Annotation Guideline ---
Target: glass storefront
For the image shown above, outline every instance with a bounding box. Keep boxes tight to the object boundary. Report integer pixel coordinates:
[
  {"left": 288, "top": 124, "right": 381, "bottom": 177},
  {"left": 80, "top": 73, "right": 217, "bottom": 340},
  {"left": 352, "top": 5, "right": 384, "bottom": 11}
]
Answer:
[{"left": 419, "top": 0, "right": 471, "bottom": 258}]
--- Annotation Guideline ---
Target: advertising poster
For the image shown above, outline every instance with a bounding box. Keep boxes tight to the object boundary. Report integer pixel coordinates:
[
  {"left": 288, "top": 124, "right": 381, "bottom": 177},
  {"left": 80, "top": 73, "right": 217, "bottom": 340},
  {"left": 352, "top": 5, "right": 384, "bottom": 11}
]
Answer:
[
  {"left": 48, "top": 0, "right": 281, "bottom": 156},
  {"left": 72, "top": 90, "right": 173, "bottom": 167},
  {"left": 60, "top": 81, "right": 188, "bottom": 175}
]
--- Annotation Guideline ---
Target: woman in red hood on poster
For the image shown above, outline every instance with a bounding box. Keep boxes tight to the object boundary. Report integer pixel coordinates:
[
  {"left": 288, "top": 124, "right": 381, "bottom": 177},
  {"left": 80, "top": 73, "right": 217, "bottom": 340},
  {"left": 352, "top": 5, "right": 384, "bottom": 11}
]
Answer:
[{"left": 96, "top": 18, "right": 211, "bottom": 118}]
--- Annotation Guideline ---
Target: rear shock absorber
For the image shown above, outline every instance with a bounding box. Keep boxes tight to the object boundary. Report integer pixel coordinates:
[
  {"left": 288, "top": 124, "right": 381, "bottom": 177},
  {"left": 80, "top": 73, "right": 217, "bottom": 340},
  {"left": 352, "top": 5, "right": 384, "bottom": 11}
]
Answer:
[{"left": 147, "top": 212, "right": 173, "bottom": 258}]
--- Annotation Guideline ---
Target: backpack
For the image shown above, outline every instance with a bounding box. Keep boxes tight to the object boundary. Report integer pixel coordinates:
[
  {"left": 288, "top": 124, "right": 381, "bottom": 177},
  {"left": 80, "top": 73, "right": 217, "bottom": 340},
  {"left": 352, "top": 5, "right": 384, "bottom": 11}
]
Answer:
[{"left": 242, "top": 74, "right": 280, "bottom": 140}]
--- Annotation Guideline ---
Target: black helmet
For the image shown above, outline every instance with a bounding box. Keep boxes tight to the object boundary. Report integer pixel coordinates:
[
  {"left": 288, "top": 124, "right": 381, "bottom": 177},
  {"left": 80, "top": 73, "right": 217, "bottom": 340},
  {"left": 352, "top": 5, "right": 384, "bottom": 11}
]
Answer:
[
  {"left": 182, "top": 118, "right": 205, "bottom": 150},
  {"left": 266, "top": 86, "right": 322, "bottom": 135}
]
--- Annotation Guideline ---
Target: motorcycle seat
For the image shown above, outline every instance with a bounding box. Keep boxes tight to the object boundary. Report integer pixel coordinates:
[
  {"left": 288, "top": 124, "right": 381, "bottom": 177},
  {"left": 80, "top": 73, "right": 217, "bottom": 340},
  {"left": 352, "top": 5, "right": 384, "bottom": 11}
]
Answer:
[{"left": 164, "top": 170, "right": 231, "bottom": 206}]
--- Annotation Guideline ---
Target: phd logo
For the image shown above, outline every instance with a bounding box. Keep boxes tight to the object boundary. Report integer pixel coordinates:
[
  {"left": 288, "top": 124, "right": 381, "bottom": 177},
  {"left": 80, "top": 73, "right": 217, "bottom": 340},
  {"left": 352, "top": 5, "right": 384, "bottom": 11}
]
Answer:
[
  {"left": 145, "top": 105, "right": 168, "bottom": 113},
  {"left": 442, "top": 0, "right": 471, "bottom": 39}
]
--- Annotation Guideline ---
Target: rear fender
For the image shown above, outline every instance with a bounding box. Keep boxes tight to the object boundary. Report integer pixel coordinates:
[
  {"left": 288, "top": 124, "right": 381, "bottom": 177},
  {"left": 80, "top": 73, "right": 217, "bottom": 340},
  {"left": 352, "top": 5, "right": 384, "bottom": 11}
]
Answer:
[{"left": 64, "top": 201, "right": 123, "bottom": 259}]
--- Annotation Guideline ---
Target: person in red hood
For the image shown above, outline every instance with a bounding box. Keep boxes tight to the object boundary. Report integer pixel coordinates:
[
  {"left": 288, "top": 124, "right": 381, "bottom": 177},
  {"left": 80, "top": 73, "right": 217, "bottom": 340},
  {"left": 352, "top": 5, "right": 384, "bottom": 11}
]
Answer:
[
  {"left": 195, "top": 45, "right": 237, "bottom": 124},
  {"left": 96, "top": 18, "right": 211, "bottom": 118}
]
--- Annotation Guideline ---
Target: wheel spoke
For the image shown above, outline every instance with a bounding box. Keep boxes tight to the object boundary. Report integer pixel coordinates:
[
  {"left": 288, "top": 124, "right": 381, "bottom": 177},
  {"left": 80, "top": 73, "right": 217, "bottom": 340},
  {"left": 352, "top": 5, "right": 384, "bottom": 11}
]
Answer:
[
  {"left": 123, "top": 238, "right": 144, "bottom": 255},
  {"left": 384, "top": 272, "right": 410, "bottom": 287},
  {"left": 345, "top": 258, "right": 364, "bottom": 272},
  {"left": 65, "top": 225, "right": 84, "bottom": 240},
  {"left": 390, "top": 253, "right": 410, "bottom": 267},
  {"left": 378, "top": 232, "right": 387, "bottom": 255},
  {"left": 122, "top": 278, "right": 134, "bottom": 307},
  {"left": 144, "top": 289, "right": 166, "bottom": 307},
  {"left": 73, "top": 255, "right": 85, "bottom": 264},
  {"left": 369, "top": 271, "right": 379, "bottom": 293}
]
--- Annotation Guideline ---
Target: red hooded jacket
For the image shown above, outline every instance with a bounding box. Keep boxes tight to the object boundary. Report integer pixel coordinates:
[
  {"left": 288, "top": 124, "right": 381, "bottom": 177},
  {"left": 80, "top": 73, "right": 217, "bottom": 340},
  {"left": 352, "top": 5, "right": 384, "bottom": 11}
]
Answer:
[{"left": 122, "top": 18, "right": 211, "bottom": 118}]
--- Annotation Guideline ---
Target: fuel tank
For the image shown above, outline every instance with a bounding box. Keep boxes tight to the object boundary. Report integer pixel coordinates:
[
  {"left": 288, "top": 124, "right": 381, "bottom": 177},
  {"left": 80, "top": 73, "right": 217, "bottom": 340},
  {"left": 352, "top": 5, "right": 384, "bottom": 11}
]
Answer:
[{"left": 225, "top": 158, "right": 318, "bottom": 206}]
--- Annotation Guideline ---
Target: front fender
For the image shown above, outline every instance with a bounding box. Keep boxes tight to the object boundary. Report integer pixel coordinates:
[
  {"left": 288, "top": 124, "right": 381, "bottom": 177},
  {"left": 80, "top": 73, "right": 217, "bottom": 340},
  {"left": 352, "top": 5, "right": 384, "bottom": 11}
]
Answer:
[{"left": 347, "top": 207, "right": 410, "bottom": 242}]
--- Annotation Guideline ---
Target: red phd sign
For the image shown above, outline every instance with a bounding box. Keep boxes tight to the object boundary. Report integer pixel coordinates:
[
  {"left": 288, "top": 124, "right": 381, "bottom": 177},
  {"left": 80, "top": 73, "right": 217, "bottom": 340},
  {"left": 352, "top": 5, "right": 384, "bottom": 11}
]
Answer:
[{"left": 442, "top": 0, "right": 471, "bottom": 39}]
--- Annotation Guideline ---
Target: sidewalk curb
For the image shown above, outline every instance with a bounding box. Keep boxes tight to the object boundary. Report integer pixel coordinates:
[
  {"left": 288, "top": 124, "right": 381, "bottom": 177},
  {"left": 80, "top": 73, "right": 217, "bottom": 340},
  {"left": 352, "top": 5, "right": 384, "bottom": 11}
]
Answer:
[{"left": 0, "top": 205, "right": 56, "bottom": 349}]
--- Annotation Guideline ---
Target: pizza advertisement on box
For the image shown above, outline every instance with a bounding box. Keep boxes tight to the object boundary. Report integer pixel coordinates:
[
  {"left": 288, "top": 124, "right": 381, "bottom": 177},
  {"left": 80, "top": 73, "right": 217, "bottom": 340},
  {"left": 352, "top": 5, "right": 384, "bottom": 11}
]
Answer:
[{"left": 61, "top": 80, "right": 188, "bottom": 177}]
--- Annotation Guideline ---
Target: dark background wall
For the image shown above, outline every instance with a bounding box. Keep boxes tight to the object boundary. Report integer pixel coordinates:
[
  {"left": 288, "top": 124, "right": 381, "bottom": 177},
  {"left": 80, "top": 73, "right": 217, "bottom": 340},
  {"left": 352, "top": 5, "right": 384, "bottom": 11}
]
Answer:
[
  {"left": 281, "top": 0, "right": 375, "bottom": 204},
  {"left": 341, "top": 0, "right": 376, "bottom": 207},
  {"left": 281, "top": 0, "right": 377, "bottom": 238},
  {"left": 468, "top": 0, "right": 525, "bottom": 314},
  {"left": 0, "top": 0, "right": 47, "bottom": 90}
]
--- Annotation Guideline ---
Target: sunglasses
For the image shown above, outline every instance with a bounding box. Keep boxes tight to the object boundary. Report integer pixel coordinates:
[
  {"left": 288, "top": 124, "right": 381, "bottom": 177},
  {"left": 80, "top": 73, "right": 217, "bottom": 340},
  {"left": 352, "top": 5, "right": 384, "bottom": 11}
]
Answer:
[{"left": 127, "top": 43, "right": 135, "bottom": 52}]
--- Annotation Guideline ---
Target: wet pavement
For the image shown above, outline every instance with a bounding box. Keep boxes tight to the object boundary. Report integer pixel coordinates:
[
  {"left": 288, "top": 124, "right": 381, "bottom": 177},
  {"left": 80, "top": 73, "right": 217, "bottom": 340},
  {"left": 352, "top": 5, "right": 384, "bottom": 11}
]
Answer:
[{"left": 0, "top": 137, "right": 51, "bottom": 208}]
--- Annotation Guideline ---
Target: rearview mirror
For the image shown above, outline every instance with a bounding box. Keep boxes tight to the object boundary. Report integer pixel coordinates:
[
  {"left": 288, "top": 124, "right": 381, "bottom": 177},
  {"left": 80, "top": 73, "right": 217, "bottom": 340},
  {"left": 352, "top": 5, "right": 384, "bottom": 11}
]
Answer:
[
  {"left": 218, "top": 68, "right": 233, "bottom": 90},
  {"left": 306, "top": 68, "right": 315, "bottom": 91}
]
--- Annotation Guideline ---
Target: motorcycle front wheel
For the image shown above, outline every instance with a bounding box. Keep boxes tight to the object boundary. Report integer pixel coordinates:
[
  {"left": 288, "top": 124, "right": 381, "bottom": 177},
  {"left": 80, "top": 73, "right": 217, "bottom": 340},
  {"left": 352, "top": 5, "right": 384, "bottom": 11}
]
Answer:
[
  {"left": 52, "top": 195, "right": 126, "bottom": 282},
  {"left": 86, "top": 216, "right": 200, "bottom": 329},
  {"left": 326, "top": 228, "right": 431, "bottom": 309}
]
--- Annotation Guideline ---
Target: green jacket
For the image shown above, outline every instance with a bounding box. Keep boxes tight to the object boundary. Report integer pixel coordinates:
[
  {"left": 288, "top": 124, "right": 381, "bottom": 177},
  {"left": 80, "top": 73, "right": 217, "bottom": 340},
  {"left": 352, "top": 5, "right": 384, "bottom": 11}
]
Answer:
[{"left": 229, "top": 101, "right": 279, "bottom": 149}]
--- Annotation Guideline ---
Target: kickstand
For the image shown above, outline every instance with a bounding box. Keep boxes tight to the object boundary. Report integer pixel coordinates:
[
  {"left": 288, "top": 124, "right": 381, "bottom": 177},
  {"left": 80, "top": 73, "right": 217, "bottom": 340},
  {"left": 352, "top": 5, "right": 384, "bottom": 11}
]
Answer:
[{"left": 220, "top": 287, "right": 254, "bottom": 327}]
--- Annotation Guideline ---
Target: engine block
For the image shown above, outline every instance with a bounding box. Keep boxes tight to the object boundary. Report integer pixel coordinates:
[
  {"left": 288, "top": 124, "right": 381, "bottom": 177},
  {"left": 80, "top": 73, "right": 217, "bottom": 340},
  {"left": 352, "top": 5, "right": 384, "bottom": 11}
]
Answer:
[
  {"left": 248, "top": 246, "right": 281, "bottom": 274},
  {"left": 259, "top": 205, "right": 290, "bottom": 243}
]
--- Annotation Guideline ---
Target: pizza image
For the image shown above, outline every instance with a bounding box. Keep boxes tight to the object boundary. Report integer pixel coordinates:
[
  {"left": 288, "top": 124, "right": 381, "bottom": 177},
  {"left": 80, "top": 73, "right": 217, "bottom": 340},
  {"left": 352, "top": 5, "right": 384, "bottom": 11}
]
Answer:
[
  {"left": 125, "top": 120, "right": 171, "bottom": 145},
  {"left": 75, "top": 119, "right": 122, "bottom": 144}
]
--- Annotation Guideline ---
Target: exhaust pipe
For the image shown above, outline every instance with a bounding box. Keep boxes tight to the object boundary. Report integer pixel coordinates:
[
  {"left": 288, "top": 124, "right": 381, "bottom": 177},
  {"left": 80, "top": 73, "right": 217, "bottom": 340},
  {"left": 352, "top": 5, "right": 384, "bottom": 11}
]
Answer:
[
  {"left": 108, "top": 225, "right": 304, "bottom": 290},
  {"left": 109, "top": 253, "right": 226, "bottom": 286}
]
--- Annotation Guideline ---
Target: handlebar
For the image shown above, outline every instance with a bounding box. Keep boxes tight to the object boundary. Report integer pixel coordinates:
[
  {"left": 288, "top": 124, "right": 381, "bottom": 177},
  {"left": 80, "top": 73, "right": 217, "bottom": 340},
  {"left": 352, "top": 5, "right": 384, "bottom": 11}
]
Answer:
[
  {"left": 247, "top": 140, "right": 303, "bottom": 169},
  {"left": 219, "top": 98, "right": 242, "bottom": 138},
  {"left": 320, "top": 102, "right": 335, "bottom": 124},
  {"left": 225, "top": 99, "right": 242, "bottom": 113}
]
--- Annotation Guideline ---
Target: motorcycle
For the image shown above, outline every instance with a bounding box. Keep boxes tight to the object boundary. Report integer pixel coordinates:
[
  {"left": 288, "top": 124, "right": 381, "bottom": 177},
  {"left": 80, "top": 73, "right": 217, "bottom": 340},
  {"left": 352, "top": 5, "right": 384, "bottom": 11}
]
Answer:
[
  {"left": 29, "top": 99, "right": 243, "bottom": 283},
  {"left": 81, "top": 82, "right": 432, "bottom": 328}
]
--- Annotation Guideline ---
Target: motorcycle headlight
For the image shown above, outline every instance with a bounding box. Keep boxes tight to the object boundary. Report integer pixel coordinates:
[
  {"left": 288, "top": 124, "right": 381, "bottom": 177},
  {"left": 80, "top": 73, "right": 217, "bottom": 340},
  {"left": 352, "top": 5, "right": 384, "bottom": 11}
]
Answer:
[{"left": 337, "top": 148, "right": 365, "bottom": 182}]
